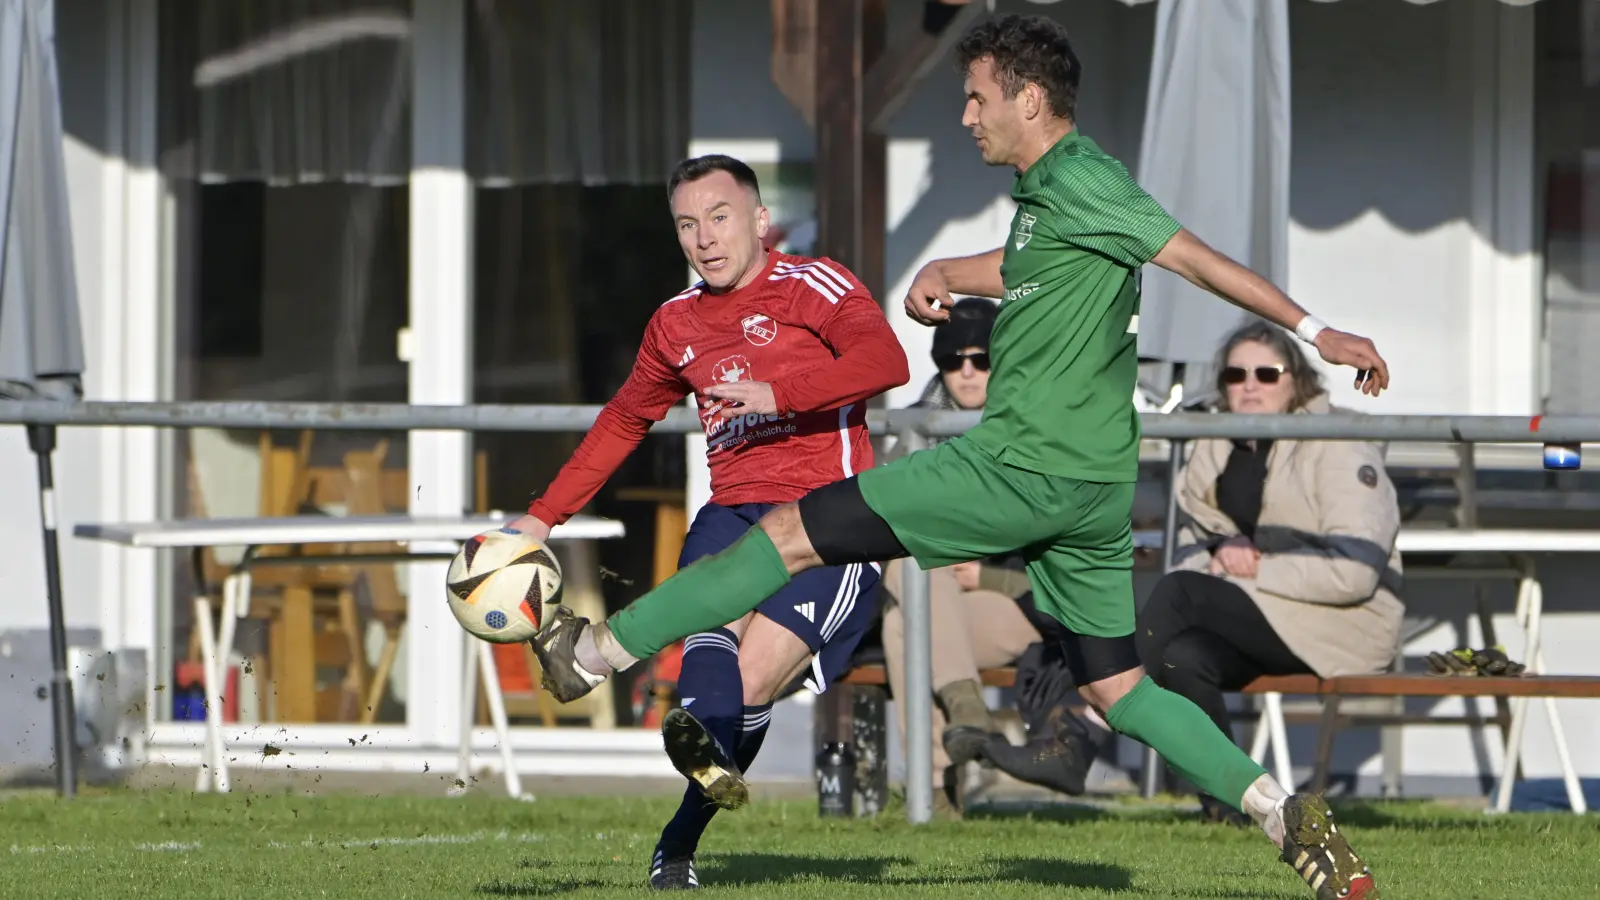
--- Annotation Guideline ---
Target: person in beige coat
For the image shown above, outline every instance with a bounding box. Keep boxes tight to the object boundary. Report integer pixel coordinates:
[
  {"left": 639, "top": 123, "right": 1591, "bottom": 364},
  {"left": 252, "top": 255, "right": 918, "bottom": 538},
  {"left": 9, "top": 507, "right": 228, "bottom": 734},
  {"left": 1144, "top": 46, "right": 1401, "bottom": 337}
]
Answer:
[{"left": 1136, "top": 321, "right": 1404, "bottom": 823}]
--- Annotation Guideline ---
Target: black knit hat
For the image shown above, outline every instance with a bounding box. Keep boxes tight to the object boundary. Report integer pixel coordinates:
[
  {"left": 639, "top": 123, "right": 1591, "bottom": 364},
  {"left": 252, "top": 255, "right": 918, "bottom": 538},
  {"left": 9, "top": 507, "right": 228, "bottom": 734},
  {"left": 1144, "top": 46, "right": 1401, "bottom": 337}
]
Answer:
[{"left": 931, "top": 297, "right": 998, "bottom": 361}]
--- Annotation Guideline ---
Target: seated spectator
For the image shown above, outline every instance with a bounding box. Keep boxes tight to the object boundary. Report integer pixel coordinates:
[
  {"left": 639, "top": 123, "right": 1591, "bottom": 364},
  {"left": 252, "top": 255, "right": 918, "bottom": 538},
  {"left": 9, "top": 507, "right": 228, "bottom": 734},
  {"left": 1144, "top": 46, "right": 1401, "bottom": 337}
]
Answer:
[
  {"left": 880, "top": 298, "right": 1099, "bottom": 806},
  {"left": 1136, "top": 321, "right": 1404, "bottom": 823}
]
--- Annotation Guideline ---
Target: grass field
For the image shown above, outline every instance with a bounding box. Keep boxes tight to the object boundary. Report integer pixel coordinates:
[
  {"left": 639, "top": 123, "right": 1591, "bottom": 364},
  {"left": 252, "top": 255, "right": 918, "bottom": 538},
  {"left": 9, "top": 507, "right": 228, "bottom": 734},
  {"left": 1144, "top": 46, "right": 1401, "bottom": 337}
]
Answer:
[{"left": 1, "top": 788, "right": 1596, "bottom": 898}]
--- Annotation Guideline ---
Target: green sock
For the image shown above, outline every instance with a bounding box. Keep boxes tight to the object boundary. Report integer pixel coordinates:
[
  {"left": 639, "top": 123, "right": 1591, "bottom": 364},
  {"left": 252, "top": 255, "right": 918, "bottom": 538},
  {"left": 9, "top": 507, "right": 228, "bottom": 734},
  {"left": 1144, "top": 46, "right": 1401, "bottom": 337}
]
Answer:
[
  {"left": 1105, "top": 676, "right": 1266, "bottom": 811},
  {"left": 606, "top": 526, "right": 792, "bottom": 659}
]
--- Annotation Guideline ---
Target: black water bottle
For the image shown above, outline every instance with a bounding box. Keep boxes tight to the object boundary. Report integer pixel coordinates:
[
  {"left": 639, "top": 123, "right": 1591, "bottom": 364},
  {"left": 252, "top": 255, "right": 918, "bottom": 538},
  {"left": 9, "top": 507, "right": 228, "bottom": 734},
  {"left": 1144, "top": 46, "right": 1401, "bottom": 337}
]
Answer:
[{"left": 816, "top": 741, "right": 856, "bottom": 818}]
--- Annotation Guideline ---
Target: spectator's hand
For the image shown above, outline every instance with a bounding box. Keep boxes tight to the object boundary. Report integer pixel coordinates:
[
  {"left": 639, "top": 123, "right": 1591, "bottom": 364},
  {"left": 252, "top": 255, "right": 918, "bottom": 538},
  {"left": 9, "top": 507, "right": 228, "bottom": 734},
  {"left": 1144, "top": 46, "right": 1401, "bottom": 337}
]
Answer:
[
  {"left": 951, "top": 561, "right": 981, "bottom": 591},
  {"left": 1312, "top": 329, "right": 1390, "bottom": 397},
  {"left": 1209, "top": 536, "right": 1260, "bottom": 579},
  {"left": 505, "top": 514, "right": 552, "bottom": 544},
  {"left": 903, "top": 263, "right": 953, "bottom": 326},
  {"left": 704, "top": 381, "right": 778, "bottom": 417}
]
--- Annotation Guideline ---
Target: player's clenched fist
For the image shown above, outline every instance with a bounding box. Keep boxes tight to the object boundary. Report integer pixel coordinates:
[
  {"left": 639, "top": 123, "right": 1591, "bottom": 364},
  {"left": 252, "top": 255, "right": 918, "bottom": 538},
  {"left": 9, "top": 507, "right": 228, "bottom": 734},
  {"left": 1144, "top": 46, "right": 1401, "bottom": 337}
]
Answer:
[
  {"left": 1312, "top": 330, "right": 1391, "bottom": 397},
  {"left": 903, "top": 263, "right": 953, "bottom": 326}
]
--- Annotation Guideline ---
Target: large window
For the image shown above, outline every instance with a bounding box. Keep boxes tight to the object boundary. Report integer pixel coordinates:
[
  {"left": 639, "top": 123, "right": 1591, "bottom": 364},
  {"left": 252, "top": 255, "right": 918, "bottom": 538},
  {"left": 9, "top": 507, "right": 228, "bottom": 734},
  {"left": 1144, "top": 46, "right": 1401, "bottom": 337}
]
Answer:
[
  {"left": 466, "top": 1, "right": 692, "bottom": 727},
  {"left": 154, "top": 0, "right": 692, "bottom": 730},
  {"left": 160, "top": 0, "right": 415, "bottom": 726}
]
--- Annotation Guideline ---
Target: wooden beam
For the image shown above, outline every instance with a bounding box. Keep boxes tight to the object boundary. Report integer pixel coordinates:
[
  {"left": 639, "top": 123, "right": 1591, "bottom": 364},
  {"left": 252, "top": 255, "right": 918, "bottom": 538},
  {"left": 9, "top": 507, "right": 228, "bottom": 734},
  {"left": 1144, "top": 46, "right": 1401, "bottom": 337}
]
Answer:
[
  {"left": 770, "top": 0, "right": 816, "bottom": 127},
  {"left": 864, "top": 0, "right": 989, "bottom": 133},
  {"left": 813, "top": 0, "right": 888, "bottom": 299}
]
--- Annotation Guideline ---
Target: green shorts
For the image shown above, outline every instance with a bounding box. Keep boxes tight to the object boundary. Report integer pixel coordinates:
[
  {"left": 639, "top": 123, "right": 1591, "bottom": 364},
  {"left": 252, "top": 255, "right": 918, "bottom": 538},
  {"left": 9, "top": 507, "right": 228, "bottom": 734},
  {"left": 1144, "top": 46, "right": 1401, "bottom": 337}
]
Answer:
[{"left": 858, "top": 436, "right": 1134, "bottom": 638}]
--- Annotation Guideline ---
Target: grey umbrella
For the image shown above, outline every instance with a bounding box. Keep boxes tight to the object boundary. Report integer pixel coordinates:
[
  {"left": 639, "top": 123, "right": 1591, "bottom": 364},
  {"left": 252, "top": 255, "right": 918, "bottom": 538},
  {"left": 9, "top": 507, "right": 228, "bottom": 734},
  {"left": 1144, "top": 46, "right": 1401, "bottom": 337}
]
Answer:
[{"left": 0, "top": 0, "right": 85, "bottom": 798}]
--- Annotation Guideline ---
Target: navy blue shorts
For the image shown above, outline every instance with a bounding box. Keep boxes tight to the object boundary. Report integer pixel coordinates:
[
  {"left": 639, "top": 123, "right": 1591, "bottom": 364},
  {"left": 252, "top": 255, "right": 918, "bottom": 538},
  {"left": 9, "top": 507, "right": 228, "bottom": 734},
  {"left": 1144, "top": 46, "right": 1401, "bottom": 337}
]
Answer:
[{"left": 679, "top": 502, "right": 881, "bottom": 694}]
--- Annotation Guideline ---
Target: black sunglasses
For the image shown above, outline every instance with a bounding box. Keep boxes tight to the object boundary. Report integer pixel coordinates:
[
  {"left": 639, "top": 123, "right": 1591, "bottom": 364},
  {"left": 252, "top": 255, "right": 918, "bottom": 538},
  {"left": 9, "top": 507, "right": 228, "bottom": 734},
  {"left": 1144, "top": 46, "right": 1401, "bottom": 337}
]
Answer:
[
  {"left": 1221, "top": 365, "right": 1286, "bottom": 385},
  {"left": 936, "top": 351, "right": 990, "bottom": 373}
]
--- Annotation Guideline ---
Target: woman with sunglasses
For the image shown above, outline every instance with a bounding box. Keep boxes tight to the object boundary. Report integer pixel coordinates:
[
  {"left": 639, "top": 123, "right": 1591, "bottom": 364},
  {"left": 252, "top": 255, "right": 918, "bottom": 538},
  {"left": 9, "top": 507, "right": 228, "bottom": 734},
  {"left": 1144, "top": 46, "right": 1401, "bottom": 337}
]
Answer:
[{"left": 1136, "top": 321, "right": 1405, "bottom": 826}]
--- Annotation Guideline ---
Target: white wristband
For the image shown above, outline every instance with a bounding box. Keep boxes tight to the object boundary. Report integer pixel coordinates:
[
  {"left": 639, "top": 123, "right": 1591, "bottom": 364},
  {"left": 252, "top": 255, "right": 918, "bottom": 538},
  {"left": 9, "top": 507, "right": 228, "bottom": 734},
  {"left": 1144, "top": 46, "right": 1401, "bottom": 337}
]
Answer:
[{"left": 1294, "top": 315, "right": 1327, "bottom": 344}]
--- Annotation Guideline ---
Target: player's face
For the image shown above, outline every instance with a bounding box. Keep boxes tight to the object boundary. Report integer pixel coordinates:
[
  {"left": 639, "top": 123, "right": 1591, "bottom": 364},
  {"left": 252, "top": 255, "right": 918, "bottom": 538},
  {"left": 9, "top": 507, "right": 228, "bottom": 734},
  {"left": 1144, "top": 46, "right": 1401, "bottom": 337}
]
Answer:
[
  {"left": 962, "top": 57, "right": 1025, "bottom": 167},
  {"left": 940, "top": 345, "right": 991, "bottom": 410},
  {"left": 671, "top": 171, "right": 771, "bottom": 293},
  {"left": 1224, "top": 340, "right": 1296, "bottom": 414}
]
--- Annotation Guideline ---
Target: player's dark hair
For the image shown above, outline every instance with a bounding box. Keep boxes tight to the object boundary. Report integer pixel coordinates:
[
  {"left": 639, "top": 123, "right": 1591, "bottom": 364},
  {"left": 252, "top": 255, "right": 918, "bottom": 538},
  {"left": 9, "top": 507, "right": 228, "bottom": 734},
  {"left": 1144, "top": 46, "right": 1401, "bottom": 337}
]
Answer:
[
  {"left": 667, "top": 155, "right": 762, "bottom": 204},
  {"left": 954, "top": 14, "right": 1081, "bottom": 121},
  {"left": 1214, "top": 321, "right": 1326, "bottom": 413}
]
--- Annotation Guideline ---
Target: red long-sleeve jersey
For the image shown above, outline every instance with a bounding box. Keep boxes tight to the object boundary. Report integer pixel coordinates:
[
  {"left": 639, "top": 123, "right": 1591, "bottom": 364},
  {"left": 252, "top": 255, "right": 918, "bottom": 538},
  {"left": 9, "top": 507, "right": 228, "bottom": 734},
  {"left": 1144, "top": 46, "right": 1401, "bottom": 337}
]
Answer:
[{"left": 527, "top": 252, "right": 910, "bottom": 526}]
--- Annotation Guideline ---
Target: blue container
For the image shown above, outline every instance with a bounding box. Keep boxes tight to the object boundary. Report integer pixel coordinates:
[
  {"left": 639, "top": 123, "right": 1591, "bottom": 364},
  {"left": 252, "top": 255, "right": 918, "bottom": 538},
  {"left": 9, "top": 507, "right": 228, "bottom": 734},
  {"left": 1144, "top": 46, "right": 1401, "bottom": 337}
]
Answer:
[{"left": 1544, "top": 442, "right": 1582, "bottom": 471}]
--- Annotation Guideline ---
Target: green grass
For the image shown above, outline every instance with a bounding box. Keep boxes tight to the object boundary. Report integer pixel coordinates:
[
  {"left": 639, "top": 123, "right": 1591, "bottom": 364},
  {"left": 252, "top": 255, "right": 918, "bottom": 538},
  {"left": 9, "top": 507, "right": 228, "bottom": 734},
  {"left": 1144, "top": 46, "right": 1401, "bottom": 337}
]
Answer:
[{"left": 1, "top": 789, "right": 1595, "bottom": 898}]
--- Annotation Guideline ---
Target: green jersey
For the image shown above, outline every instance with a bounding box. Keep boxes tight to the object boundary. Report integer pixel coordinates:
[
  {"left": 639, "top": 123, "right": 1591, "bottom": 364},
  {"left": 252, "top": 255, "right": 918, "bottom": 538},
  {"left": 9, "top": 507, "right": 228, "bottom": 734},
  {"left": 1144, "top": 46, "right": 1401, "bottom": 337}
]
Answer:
[{"left": 964, "top": 131, "right": 1181, "bottom": 483}]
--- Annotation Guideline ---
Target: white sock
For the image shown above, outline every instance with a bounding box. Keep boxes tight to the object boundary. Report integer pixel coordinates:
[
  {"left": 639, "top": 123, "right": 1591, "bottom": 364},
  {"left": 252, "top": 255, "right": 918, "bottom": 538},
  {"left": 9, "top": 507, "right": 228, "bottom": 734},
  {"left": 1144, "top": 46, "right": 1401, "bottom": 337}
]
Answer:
[
  {"left": 572, "top": 627, "right": 612, "bottom": 681},
  {"left": 1241, "top": 774, "right": 1290, "bottom": 848},
  {"left": 587, "top": 620, "right": 642, "bottom": 673},
  {"left": 1081, "top": 706, "right": 1111, "bottom": 733}
]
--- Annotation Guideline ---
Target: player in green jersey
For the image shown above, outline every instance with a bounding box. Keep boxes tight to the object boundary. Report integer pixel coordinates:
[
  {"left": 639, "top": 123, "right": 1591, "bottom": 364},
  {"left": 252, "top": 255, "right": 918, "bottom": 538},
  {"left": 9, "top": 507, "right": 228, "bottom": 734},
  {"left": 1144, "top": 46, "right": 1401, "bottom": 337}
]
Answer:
[{"left": 527, "top": 14, "right": 1387, "bottom": 899}]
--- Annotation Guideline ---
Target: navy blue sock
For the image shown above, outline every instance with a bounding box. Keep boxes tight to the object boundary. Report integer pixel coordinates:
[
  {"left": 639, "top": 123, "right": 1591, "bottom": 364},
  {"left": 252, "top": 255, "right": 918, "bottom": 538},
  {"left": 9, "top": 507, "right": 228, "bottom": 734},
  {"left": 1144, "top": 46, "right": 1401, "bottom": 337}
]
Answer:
[
  {"left": 735, "top": 702, "right": 774, "bottom": 771},
  {"left": 658, "top": 628, "right": 742, "bottom": 852}
]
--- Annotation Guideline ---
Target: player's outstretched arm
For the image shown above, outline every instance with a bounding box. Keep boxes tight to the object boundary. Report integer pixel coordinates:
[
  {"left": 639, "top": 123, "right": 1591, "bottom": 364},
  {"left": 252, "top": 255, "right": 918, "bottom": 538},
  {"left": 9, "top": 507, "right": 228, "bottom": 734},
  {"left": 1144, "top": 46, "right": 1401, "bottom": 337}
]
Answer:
[
  {"left": 1151, "top": 228, "right": 1390, "bottom": 396},
  {"left": 903, "top": 248, "right": 1005, "bottom": 325},
  {"left": 511, "top": 323, "right": 688, "bottom": 541}
]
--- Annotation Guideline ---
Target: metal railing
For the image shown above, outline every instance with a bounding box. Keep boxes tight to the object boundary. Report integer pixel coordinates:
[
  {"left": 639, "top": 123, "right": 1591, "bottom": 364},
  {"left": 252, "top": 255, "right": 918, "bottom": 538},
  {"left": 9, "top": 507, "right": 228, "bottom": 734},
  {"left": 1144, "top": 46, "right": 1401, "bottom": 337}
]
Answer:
[{"left": 2, "top": 400, "right": 1594, "bottom": 819}]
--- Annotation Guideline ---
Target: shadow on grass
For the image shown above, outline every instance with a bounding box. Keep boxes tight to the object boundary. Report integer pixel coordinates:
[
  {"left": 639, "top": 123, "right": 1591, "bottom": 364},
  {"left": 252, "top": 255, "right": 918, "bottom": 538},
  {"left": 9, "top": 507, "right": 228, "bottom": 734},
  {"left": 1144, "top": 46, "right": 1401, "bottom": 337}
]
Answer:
[
  {"left": 475, "top": 878, "right": 613, "bottom": 896},
  {"left": 707, "top": 853, "right": 1134, "bottom": 890},
  {"left": 477, "top": 854, "right": 1138, "bottom": 893},
  {"left": 962, "top": 803, "right": 1195, "bottom": 828}
]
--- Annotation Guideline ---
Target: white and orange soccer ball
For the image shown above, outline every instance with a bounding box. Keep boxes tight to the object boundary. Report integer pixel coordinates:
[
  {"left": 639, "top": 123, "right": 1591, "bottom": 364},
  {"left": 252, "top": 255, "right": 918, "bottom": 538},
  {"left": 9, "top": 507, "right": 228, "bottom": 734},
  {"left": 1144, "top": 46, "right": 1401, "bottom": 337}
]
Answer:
[{"left": 446, "top": 528, "right": 563, "bottom": 643}]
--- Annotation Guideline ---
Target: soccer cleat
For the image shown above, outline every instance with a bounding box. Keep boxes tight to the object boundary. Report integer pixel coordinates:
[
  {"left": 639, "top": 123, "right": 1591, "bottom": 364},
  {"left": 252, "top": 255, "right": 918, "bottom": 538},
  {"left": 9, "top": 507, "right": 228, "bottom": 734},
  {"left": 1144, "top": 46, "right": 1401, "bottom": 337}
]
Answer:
[
  {"left": 649, "top": 844, "right": 699, "bottom": 890},
  {"left": 530, "top": 606, "right": 607, "bottom": 703},
  {"left": 662, "top": 707, "right": 749, "bottom": 810},
  {"left": 1279, "top": 794, "right": 1379, "bottom": 899}
]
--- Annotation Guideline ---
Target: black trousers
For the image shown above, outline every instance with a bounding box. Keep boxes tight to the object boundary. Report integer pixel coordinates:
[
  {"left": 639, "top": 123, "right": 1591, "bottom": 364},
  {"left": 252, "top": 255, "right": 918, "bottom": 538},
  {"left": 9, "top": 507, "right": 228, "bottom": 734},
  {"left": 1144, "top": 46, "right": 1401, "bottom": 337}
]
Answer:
[{"left": 1135, "top": 570, "right": 1314, "bottom": 745}]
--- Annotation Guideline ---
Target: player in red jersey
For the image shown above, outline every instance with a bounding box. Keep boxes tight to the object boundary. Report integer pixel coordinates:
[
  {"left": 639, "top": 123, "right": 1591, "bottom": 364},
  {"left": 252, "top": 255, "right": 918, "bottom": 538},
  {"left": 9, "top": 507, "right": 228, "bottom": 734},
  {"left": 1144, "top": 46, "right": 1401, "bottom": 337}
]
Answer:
[{"left": 508, "top": 154, "right": 908, "bottom": 890}]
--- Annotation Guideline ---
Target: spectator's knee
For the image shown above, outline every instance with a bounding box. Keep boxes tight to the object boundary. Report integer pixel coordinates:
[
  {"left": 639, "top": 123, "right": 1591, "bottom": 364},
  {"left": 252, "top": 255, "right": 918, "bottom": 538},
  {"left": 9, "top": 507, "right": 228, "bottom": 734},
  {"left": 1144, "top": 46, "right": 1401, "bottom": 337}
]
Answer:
[{"left": 1155, "top": 633, "right": 1217, "bottom": 691}]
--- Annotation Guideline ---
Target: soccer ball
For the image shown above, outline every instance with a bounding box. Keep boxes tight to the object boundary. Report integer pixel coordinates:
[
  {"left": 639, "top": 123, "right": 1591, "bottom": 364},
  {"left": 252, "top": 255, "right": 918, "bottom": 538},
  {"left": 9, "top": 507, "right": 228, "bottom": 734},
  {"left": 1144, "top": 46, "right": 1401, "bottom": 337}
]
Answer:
[{"left": 446, "top": 528, "right": 563, "bottom": 643}]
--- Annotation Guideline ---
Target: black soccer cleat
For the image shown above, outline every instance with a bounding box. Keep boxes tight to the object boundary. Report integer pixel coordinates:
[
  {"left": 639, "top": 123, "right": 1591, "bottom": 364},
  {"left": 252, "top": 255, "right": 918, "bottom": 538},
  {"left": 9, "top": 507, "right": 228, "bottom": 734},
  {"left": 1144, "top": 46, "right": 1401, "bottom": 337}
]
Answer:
[
  {"left": 1279, "top": 794, "right": 1379, "bottom": 899},
  {"left": 980, "top": 727, "right": 1092, "bottom": 796},
  {"left": 530, "top": 606, "right": 606, "bottom": 703},
  {"left": 649, "top": 844, "right": 699, "bottom": 890},
  {"left": 662, "top": 707, "right": 749, "bottom": 810}
]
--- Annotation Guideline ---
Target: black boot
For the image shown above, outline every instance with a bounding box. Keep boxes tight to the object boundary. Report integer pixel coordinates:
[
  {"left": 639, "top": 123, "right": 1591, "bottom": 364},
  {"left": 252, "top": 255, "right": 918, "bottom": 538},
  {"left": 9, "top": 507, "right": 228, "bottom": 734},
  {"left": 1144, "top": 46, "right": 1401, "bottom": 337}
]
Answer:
[{"left": 980, "top": 717, "right": 1093, "bottom": 796}]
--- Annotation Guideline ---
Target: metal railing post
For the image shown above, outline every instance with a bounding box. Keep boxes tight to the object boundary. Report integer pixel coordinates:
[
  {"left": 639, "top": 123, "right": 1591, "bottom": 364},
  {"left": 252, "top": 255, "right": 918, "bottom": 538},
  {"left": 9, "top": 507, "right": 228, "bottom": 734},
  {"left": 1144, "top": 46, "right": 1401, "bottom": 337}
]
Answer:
[
  {"left": 1141, "top": 437, "right": 1186, "bottom": 799},
  {"left": 897, "top": 426, "right": 935, "bottom": 825}
]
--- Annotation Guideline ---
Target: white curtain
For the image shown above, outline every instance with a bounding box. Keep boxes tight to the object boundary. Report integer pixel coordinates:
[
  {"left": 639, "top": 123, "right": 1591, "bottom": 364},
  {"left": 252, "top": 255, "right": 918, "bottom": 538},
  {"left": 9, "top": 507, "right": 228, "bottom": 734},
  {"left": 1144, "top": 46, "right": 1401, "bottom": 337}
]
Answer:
[
  {"left": 468, "top": 0, "right": 692, "bottom": 186},
  {"left": 1134, "top": 0, "right": 1291, "bottom": 371},
  {"left": 185, "top": 0, "right": 690, "bottom": 187},
  {"left": 190, "top": 0, "right": 413, "bottom": 185}
]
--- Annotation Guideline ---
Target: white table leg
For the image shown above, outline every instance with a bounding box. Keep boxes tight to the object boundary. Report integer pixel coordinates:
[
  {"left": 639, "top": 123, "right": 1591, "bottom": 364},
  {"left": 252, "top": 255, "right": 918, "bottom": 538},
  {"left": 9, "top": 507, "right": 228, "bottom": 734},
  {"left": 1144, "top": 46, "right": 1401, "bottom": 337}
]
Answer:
[
  {"left": 476, "top": 641, "right": 530, "bottom": 801},
  {"left": 1515, "top": 569, "right": 1586, "bottom": 814},
  {"left": 192, "top": 595, "right": 229, "bottom": 793},
  {"left": 1265, "top": 692, "right": 1293, "bottom": 789},
  {"left": 453, "top": 632, "right": 477, "bottom": 795},
  {"left": 1248, "top": 696, "right": 1271, "bottom": 766},
  {"left": 1492, "top": 567, "right": 1541, "bottom": 814}
]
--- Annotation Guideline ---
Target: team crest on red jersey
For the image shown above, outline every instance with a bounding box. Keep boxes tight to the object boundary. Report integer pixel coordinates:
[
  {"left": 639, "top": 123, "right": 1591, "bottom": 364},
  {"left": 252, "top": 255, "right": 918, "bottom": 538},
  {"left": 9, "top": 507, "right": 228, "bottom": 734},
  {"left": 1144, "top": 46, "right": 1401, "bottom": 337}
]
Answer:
[
  {"left": 712, "top": 355, "right": 752, "bottom": 385},
  {"left": 742, "top": 314, "right": 778, "bottom": 346}
]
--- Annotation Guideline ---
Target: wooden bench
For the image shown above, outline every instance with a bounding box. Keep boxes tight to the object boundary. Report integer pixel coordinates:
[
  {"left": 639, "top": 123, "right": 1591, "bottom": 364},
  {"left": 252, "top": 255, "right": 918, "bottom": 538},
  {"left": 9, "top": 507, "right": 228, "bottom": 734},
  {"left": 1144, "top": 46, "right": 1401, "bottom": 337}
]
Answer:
[
  {"left": 840, "top": 665, "right": 1016, "bottom": 689},
  {"left": 838, "top": 664, "right": 1600, "bottom": 811},
  {"left": 1244, "top": 673, "right": 1600, "bottom": 804}
]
